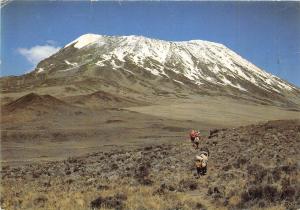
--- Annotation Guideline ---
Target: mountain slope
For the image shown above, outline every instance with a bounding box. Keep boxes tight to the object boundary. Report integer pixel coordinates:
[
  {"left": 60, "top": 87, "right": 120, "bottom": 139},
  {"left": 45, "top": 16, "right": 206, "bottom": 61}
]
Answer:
[
  {"left": 1, "top": 34, "right": 300, "bottom": 107},
  {"left": 1, "top": 93, "right": 79, "bottom": 123},
  {"left": 63, "top": 90, "right": 147, "bottom": 109},
  {"left": 2, "top": 93, "right": 67, "bottom": 112}
]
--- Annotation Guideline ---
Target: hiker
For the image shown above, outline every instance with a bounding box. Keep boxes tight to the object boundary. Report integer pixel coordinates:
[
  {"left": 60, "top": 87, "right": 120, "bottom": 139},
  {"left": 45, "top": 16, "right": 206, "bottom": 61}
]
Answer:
[
  {"left": 190, "top": 130, "right": 200, "bottom": 149},
  {"left": 195, "top": 149, "right": 209, "bottom": 177}
]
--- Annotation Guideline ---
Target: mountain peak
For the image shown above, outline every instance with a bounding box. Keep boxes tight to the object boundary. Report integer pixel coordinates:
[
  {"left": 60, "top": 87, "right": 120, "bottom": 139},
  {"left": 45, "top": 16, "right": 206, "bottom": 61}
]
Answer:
[
  {"left": 34, "top": 33, "right": 298, "bottom": 104},
  {"left": 65, "top": 33, "right": 225, "bottom": 50},
  {"left": 65, "top": 33, "right": 104, "bottom": 49}
]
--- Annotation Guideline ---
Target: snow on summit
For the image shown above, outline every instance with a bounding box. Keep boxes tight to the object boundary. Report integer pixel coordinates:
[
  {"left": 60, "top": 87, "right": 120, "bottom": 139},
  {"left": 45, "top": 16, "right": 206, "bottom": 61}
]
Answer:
[
  {"left": 65, "top": 34, "right": 104, "bottom": 49},
  {"left": 59, "top": 34, "right": 296, "bottom": 93}
]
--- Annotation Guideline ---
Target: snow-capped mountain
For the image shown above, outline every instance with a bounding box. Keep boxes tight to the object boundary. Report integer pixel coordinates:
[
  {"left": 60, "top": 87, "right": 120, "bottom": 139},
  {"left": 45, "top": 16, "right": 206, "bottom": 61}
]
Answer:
[
  {"left": 3, "top": 34, "right": 299, "bottom": 107},
  {"left": 36, "top": 34, "right": 297, "bottom": 93}
]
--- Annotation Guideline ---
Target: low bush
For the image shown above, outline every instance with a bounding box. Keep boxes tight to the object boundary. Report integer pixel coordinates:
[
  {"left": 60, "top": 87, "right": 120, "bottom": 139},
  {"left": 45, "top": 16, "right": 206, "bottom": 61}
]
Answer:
[
  {"left": 179, "top": 179, "right": 198, "bottom": 192},
  {"left": 90, "top": 193, "right": 127, "bottom": 209}
]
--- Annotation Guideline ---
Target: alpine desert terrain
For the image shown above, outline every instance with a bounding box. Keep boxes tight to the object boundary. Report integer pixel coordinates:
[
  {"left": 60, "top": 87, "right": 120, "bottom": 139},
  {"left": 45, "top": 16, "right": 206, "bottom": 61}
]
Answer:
[
  {"left": 1, "top": 120, "right": 299, "bottom": 209},
  {"left": 1, "top": 34, "right": 300, "bottom": 209}
]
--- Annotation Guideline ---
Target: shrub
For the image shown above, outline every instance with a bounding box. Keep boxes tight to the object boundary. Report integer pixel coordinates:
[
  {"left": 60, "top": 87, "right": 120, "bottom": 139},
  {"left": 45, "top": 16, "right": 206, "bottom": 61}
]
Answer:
[
  {"left": 281, "top": 186, "right": 296, "bottom": 201},
  {"left": 179, "top": 179, "right": 198, "bottom": 191},
  {"left": 33, "top": 195, "right": 48, "bottom": 208},
  {"left": 90, "top": 197, "right": 103, "bottom": 209},
  {"left": 140, "top": 178, "right": 153, "bottom": 186},
  {"left": 90, "top": 194, "right": 127, "bottom": 210},
  {"left": 111, "top": 163, "right": 118, "bottom": 170},
  {"left": 222, "top": 165, "right": 231, "bottom": 171},
  {"left": 97, "top": 185, "right": 109, "bottom": 190},
  {"left": 258, "top": 200, "right": 266, "bottom": 208},
  {"left": 209, "top": 129, "right": 219, "bottom": 138},
  {"left": 263, "top": 185, "right": 278, "bottom": 202},
  {"left": 247, "top": 164, "right": 268, "bottom": 183},
  {"left": 272, "top": 167, "right": 281, "bottom": 180},
  {"left": 233, "top": 157, "right": 247, "bottom": 168},
  {"left": 143, "top": 146, "right": 153, "bottom": 151},
  {"left": 103, "top": 196, "right": 125, "bottom": 209},
  {"left": 207, "top": 186, "right": 223, "bottom": 199},
  {"left": 135, "top": 164, "right": 153, "bottom": 185},
  {"left": 195, "top": 202, "right": 206, "bottom": 209},
  {"left": 280, "top": 164, "right": 297, "bottom": 175},
  {"left": 240, "top": 184, "right": 281, "bottom": 208},
  {"left": 241, "top": 185, "right": 263, "bottom": 202},
  {"left": 114, "top": 193, "right": 127, "bottom": 201}
]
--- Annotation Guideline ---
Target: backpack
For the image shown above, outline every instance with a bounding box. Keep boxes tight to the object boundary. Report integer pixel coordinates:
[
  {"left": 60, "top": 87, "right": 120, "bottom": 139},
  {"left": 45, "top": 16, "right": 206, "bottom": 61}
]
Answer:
[{"left": 190, "top": 130, "right": 199, "bottom": 138}]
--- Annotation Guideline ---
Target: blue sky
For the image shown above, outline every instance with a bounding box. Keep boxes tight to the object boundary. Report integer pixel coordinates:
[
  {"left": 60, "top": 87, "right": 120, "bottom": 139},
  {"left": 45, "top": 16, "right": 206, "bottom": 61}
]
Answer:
[{"left": 1, "top": 1, "right": 300, "bottom": 87}]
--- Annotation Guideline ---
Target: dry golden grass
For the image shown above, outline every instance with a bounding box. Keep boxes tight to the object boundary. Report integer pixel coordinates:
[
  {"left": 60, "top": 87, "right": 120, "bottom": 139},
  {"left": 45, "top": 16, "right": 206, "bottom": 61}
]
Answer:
[{"left": 1, "top": 174, "right": 227, "bottom": 210}]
